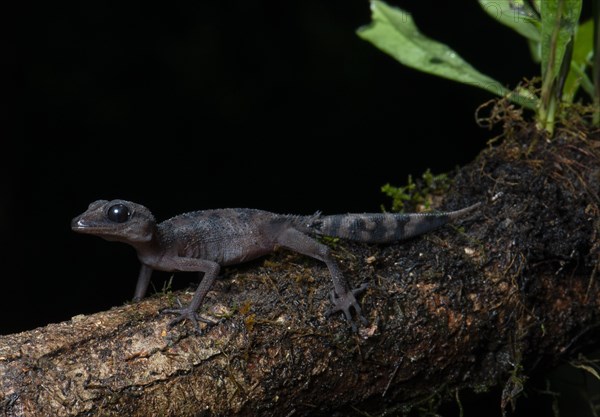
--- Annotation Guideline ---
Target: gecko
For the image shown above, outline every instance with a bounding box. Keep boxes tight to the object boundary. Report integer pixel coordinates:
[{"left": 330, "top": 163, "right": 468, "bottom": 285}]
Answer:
[{"left": 71, "top": 199, "right": 480, "bottom": 332}]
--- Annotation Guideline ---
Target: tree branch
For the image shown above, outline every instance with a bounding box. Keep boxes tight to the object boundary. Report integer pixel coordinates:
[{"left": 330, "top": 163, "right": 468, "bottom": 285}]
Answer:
[{"left": 2, "top": 123, "right": 599, "bottom": 417}]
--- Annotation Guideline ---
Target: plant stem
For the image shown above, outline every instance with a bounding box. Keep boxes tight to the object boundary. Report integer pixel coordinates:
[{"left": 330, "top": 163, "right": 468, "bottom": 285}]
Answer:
[
  {"left": 538, "top": 0, "right": 564, "bottom": 136},
  {"left": 593, "top": 0, "right": 600, "bottom": 125}
]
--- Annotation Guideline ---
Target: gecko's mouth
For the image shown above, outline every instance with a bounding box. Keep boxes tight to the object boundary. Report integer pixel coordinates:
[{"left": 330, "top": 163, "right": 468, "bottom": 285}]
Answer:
[
  {"left": 71, "top": 217, "right": 112, "bottom": 233},
  {"left": 71, "top": 219, "right": 129, "bottom": 242}
]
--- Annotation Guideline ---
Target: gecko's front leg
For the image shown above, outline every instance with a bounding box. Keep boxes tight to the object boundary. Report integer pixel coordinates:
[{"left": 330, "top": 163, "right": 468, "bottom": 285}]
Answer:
[{"left": 159, "top": 258, "right": 221, "bottom": 333}]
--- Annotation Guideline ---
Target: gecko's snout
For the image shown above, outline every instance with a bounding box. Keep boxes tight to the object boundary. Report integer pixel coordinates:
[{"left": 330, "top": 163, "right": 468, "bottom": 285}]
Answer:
[
  {"left": 71, "top": 215, "right": 95, "bottom": 233},
  {"left": 70, "top": 210, "right": 103, "bottom": 233},
  {"left": 70, "top": 216, "right": 85, "bottom": 231}
]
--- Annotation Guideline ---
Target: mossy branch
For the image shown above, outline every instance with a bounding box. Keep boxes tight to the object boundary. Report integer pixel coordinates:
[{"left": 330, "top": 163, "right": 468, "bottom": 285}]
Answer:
[{"left": 2, "top": 124, "right": 600, "bottom": 417}]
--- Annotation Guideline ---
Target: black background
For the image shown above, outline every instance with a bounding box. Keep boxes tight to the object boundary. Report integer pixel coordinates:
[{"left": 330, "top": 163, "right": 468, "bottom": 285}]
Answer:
[
  {"left": 11, "top": 2, "right": 594, "bottom": 415},
  {"left": 9, "top": 1, "right": 535, "bottom": 332}
]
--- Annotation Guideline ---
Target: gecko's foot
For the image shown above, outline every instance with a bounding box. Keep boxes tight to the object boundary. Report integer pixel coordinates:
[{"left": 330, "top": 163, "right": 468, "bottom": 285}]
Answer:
[
  {"left": 161, "top": 305, "right": 218, "bottom": 334},
  {"left": 325, "top": 283, "right": 369, "bottom": 332}
]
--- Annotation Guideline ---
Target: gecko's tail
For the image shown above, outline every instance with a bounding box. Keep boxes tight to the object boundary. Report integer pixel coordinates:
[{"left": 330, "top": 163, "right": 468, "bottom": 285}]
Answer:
[{"left": 298, "top": 202, "right": 481, "bottom": 244}]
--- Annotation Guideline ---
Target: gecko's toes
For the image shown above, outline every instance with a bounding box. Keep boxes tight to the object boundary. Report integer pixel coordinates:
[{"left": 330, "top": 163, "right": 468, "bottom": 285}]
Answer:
[
  {"left": 161, "top": 307, "right": 218, "bottom": 334},
  {"left": 325, "top": 286, "right": 369, "bottom": 332},
  {"left": 352, "top": 283, "right": 369, "bottom": 297}
]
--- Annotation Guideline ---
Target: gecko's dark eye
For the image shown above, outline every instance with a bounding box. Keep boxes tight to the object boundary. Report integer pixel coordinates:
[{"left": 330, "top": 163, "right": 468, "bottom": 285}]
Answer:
[{"left": 107, "top": 204, "right": 131, "bottom": 223}]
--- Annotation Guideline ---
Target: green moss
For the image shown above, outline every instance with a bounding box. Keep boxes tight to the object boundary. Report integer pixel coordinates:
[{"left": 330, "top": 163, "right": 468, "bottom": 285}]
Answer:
[{"left": 381, "top": 169, "right": 451, "bottom": 213}]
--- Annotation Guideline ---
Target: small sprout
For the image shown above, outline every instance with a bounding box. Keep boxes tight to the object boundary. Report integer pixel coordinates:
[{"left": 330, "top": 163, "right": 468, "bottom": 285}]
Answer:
[
  {"left": 382, "top": 169, "right": 451, "bottom": 213},
  {"left": 158, "top": 274, "right": 175, "bottom": 295}
]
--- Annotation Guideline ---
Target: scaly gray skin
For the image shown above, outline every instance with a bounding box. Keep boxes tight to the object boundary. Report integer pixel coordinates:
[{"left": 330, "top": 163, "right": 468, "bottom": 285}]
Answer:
[{"left": 71, "top": 199, "right": 480, "bottom": 332}]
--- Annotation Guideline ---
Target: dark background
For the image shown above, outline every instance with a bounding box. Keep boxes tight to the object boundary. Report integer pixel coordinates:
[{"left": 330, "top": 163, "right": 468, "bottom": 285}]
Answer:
[
  {"left": 10, "top": 1, "right": 536, "bottom": 333},
  {"left": 12, "top": 2, "right": 595, "bottom": 416},
  {"left": 9, "top": 0, "right": 536, "bottom": 329}
]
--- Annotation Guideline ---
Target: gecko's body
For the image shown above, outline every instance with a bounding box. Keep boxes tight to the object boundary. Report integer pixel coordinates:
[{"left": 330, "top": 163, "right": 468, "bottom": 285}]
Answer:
[{"left": 72, "top": 200, "right": 480, "bottom": 331}]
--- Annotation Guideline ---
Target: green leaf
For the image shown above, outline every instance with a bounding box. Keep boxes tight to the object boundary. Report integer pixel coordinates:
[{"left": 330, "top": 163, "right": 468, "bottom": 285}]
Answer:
[
  {"left": 570, "top": 360, "right": 600, "bottom": 380},
  {"left": 528, "top": 39, "right": 542, "bottom": 63},
  {"left": 357, "top": 0, "right": 537, "bottom": 109},
  {"left": 572, "top": 363, "right": 600, "bottom": 380},
  {"left": 572, "top": 19, "right": 594, "bottom": 67},
  {"left": 538, "top": 0, "right": 582, "bottom": 133},
  {"left": 562, "top": 19, "right": 594, "bottom": 102},
  {"left": 540, "top": 0, "right": 582, "bottom": 83},
  {"left": 479, "top": 0, "right": 541, "bottom": 42},
  {"left": 479, "top": 1, "right": 542, "bottom": 63}
]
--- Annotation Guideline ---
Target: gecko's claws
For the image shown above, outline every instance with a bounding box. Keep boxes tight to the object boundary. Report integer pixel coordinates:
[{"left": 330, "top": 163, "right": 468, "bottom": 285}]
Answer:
[
  {"left": 325, "top": 283, "right": 369, "bottom": 332},
  {"left": 161, "top": 306, "right": 218, "bottom": 334}
]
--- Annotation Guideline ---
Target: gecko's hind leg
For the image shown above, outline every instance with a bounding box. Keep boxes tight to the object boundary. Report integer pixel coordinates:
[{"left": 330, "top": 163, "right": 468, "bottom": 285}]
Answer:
[
  {"left": 275, "top": 228, "right": 370, "bottom": 332},
  {"left": 325, "top": 283, "right": 369, "bottom": 332}
]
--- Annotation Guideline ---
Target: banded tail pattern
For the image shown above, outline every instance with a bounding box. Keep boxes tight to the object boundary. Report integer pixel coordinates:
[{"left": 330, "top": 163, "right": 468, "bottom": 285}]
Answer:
[{"left": 299, "top": 202, "right": 481, "bottom": 244}]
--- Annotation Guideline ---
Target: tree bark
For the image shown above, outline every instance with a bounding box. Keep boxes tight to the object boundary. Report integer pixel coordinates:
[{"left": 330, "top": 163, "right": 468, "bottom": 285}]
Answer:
[{"left": 2, "top": 124, "right": 600, "bottom": 417}]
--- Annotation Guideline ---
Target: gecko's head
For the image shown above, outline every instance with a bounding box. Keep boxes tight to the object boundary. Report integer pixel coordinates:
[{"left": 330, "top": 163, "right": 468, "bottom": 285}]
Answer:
[{"left": 71, "top": 199, "right": 156, "bottom": 243}]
